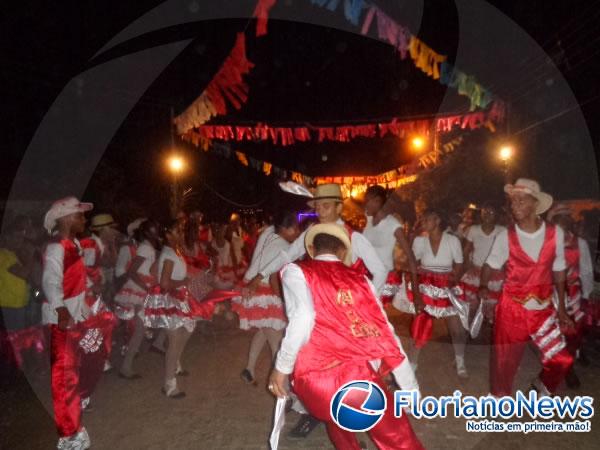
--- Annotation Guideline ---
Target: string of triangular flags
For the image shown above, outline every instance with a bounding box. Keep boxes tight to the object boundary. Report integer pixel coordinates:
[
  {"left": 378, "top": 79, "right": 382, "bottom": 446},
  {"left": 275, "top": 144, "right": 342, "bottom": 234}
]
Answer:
[
  {"left": 182, "top": 132, "right": 464, "bottom": 189},
  {"left": 182, "top": 103, "right": 504, "bottom": 146},
  {"left": 173, "top": 0, "right": 278, "bottom": 135},
  {"left": 308, "top": 0, "right": 501, "bottom": 112}
]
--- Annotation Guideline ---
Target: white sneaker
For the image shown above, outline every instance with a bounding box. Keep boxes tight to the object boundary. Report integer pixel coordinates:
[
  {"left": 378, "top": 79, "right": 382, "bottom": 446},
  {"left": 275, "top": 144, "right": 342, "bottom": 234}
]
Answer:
[
  {"left": 103, "top": 360, "right": 113, "bottom": 372},
  {"left": 56, "top": 427, "right": 90, "bottom": 450}
]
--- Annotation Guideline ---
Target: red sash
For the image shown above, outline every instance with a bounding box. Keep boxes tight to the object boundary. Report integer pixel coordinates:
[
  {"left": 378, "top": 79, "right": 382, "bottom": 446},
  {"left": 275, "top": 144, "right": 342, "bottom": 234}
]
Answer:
[
  {"left": 564, "top": 233, "right": 581, "bottom": 297},
  {"left": 294, "top": 259, "right": 404, "bottom": 378},
  {"left": 504, "top": 224, "right": 556, "bottom": 305}
]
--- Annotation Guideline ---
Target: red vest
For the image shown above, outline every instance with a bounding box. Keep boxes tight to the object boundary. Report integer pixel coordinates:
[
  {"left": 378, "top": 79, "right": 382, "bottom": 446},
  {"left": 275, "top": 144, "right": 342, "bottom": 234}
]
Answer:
[
  {"left": 50, "top": 238, "right": 86, "bottom": 300},
  {"left": 503, "top": 224, "right": 556, "bottom": 304},
  {"left": 293, "top": 259, "right": 404, "bottom": 378}
]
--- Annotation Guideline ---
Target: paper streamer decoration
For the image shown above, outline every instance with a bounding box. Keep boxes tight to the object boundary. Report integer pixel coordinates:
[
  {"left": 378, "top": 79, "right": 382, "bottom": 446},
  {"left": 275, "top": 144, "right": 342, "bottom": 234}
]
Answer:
[
  {"left": 185, "top": 104, "right": 503, "bottom": 146},
  {"left": 310, "top": 0, "right": 500, "bottom": 112}
]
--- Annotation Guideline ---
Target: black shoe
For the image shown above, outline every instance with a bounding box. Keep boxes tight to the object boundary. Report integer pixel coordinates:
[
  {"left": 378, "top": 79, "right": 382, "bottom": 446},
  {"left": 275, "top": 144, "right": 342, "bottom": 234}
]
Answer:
[
  {"left": 240, "top": 369, "right": 256, "bottom": 385},
  {"left": 566, "top": 369, "right": 581, "bottom": 389},
  {"left": 287, "top": 414, "right": 320, "bottom": 440}
]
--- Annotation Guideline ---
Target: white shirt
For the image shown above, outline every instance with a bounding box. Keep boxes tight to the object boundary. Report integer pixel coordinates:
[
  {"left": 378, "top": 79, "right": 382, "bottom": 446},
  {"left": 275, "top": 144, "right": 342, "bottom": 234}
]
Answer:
[
  {"left": 466, "top": 225, "right": 507, "bottom": 267},
  {"left": 275, "top": 254, "right": 418, "bottom": 391},
  {"left": 578, "top": 237, "right": 594, "bottom": 298},
  {"left": 243, "top": 226, "right": 290, "bottom": 284},
  {"left": 485, "top": 222, "right": 566, "bottom": 272},
  {"left": 135, "top": 241, "right": 156, "bottom": 276},
  {"left": 259, "top": 218, "right": 388, "bottom": 294},
  {"left": 413, "top": 232, "right": 463, "bottom": 272},
  {"left": 42, "top": 239, "right": 87, "bottom": 324},
  {"left": 363, "top": 215, "right": 402, "bottom": 272},
  {"left": 158, "top": 246, "right": 186, "bottom": 281}
]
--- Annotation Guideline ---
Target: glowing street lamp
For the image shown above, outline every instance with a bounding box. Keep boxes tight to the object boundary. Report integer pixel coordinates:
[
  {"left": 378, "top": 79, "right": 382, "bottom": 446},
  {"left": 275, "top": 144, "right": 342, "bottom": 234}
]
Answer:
[
  {"left": 166, "top": 154, "right": 186, "bottom": 218},
  {"left": 499, "top": 145, "right": 513, "bottom": 162},
  {"left": 498, "top": 145, "right": 514, "bottom": 182},
  {"left": 411, "top": 136, "right": 425, "bottom": 151},
  {"left": 168, "top": 155, "right": 185, "bottom": 174}
]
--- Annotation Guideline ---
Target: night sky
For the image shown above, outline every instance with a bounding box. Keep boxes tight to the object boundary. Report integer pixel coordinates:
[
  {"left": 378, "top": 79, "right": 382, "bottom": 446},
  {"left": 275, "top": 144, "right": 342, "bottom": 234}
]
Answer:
[{"left": 2, "top": 0, "right": 599, "bottom": 223}]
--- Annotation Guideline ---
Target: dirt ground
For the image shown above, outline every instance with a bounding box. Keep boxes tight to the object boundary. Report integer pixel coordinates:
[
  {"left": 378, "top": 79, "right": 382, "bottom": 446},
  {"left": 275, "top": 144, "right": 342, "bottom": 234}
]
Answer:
[{"left": 1, "top": 307, "right": 599, "bottom": 450}]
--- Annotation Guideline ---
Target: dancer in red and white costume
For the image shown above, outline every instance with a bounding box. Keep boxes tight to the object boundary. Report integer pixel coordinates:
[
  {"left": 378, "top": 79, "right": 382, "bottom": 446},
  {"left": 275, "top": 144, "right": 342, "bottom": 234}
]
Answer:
[
  {"left": 547, "top": 203, "right": 594, "bottom": 388},
  {"left": 42, "top": 197, "right": 94, "bottom": 450},
  {"left": 78, "top": 230, "right": 117, "bottom": 411},
  {"left": 245, "top": 184, "right": 387, "bottom": 438},
  {"left": 114, "top": 220, "right": 161, "bottom": 379},
  {"left": 268, "top": 224, "right": 422, "bottom": 450},
  {"left": 142, "top": 220, "right": 217, "bottom": 398},
  {"left": 233, "top": 211, "right": 299, "bottom": 385},
  {"left": 362, "top": 185, "right": 421, "bottom": 306},
  {"left": 480, "top": 178, "right": 574, "bottom": 396},
  {"left": 393, "top": 209, "right": 469, "bottom": 378},
  {"left": 461, "top": 204, "right": 506, "bottom": 323}
]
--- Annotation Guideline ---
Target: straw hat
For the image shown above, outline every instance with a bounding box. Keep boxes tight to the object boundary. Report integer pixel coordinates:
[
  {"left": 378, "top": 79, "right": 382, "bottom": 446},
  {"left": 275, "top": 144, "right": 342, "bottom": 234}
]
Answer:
[
  {"left": 305, "top": 223, "right": 352, "bottom": 265},
  {"left": 307, "top": 184, "right": 343, "bottom": 208},
  {"left": 504, "top": 178, "right": 553, "bottom": 215},
  {"left": 43, "top": 197, "right": 93, "bottom": 234},
  {"left": 90, "top": 214, "right": 118, "bottom": 231}
]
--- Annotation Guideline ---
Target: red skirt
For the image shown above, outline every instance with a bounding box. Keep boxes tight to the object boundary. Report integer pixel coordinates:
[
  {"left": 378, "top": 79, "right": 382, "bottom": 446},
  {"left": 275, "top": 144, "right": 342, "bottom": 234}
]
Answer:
[
  {"left": 142, "top": 287, "right": 204, "bottom": 332},
  {"left": 461, "top": 266, "right": 504, "bottom": 302},
  {"left": 393, "top": 270, "right": 466, "bottom": 318},
  {"left": 231, "top": 284, "right": 287, "bottom": 331}
]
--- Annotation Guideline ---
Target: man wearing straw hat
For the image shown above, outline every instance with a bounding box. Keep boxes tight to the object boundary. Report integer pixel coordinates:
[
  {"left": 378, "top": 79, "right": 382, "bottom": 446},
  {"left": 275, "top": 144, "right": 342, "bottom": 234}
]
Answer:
[
  {"left": 245, "top": 183, "right": 389, "bottom": 438},
  {"left": 479, "top": 178, "right": 574, "bottom": 396},
  {"left": 268, "top": 224, "right": 423, "bottom": 450},
  {"left": 247, "top": 183, "right": 387, "bottom": 294}
]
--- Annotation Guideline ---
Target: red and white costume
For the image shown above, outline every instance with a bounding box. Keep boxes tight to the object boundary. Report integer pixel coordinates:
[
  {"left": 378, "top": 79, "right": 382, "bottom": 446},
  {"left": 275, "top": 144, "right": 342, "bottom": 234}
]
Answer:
[
  {"left": 78, "top": 237, "right": 116, "bottom": 406},
  {"left": 393, "top": 232, "right": 467, "bottom": 347},
  {"left": 232, "top": 226, "right": 289, "bottom": 331},
  {"left": 363, "top": 215, "right": 405, "bottom": 304},
  {"left": 142, "top": 246, "right": 216, "bottom": 331},
  {"left": 461, "top": 225, "right": 506, "bottom": 308},
  {"left": 114, "top": 240, "right": 157, "bottom": 320},
  {"left": 486, "top": 223, "right": 574, "bottom": 396},
  {"left": 559, "top": 232, "right": 594, "bottom": 357},
  {"left": 42, "top": 237, "right": 91, "bottom": 449},
  {"left": 275, "top": 255, "right": 422, "bottom": 450}
]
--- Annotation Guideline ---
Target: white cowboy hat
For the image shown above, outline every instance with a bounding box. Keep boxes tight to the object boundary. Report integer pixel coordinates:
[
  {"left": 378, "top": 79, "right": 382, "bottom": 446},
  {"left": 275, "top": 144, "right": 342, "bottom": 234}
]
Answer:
[
  {"left": 504, "top": 178, "right": 553, "bottom": 215},
  {"left": 43, "top": 196, "right": 93, "bottom": 234},
  {"left": 305, "top": 223, "right": 352, "bottom": 265}
]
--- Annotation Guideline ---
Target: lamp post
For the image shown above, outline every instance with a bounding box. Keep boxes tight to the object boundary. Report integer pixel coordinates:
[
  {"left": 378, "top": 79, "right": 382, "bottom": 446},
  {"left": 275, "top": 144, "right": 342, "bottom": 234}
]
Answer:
[
  {"left": 167, "top": 155, "right": 185, "bottom": 218},
  {"left": 499, "top": 145, "right": 513, "bottom": 183}
]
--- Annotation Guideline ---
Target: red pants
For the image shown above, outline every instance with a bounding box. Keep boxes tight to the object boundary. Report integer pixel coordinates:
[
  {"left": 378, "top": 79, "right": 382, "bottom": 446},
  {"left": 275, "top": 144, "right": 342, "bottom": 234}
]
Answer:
[
  {"left": 491, "top": 300, "right": 574, "bottom": 396},
  {"left": 293, "top": 362, "right": 423, "bottom": 450},
  {"left": 565, "top": 320, "right": 585, "bottom": 357},
  {"left": 50, "top": 325, "right": 82, "bottom": 438}
]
